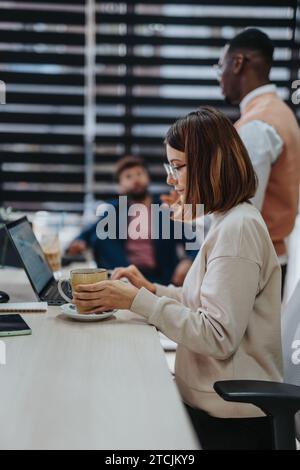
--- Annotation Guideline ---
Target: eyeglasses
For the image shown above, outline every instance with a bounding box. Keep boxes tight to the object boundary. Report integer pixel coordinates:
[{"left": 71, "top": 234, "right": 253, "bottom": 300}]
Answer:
[
  {"left": 164, "top": 163, "right": 186, "bottom": 181},
  {"left": 213, "top": 63, "right": 223, "bottom": 82},
  {"left": 213, "top": 54, "right": 250, "bottom": 81}
]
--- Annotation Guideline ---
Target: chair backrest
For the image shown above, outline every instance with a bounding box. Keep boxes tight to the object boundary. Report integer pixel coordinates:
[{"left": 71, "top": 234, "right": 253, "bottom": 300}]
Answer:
[{"left": 282, "top": 279, "right": 300, "bottom": 440}]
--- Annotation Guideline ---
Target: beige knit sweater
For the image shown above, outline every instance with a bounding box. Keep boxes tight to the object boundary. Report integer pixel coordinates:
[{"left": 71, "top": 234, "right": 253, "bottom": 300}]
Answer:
[{"left": 131, "top": 202, "right": 283, "bottom": 418}]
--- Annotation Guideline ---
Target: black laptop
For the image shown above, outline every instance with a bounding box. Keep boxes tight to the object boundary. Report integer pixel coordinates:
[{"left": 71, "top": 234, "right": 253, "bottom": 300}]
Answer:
[
  {"left": 0, "top": 219, "right": 21, "bottom": 268},
  {"left": 5, "top": 217, "right": 69, "bottom": 305}
]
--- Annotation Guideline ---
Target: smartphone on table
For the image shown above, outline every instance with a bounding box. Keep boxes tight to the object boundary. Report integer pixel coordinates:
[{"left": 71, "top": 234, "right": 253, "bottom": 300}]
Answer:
[{"left": 0, "top": 315, "right": 32, "bottom": 337}]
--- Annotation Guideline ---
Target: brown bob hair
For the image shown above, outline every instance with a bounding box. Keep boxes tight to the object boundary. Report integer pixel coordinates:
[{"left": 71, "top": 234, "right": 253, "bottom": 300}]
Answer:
[{"left": 165, "top": 106, "right": 257, "bottom": 216}]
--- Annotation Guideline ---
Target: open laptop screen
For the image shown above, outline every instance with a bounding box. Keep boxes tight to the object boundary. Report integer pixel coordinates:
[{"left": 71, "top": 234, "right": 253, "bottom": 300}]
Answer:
[{"left": 7, "top": 218, "right": 53, "bottom": 295}]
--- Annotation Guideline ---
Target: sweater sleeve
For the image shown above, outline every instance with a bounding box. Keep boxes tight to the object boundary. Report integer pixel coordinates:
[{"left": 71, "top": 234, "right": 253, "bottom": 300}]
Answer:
[
  {"left": 154, "top": 283, "right": 183, "bottom": 302},
  {"left": 131, "top": 256, "right": 260, "bottom": 360}
]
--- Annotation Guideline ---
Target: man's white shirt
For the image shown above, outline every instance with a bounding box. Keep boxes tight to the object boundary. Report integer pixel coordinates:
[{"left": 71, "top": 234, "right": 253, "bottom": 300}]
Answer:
[{"left": 238, "top": 84, "right": 286, "bottom": 264}]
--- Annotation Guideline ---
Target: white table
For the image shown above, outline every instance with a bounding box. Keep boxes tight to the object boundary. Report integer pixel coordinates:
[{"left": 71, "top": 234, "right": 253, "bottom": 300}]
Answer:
[{"left": 0, "top": 268, "right": 199, "bottom": 450}]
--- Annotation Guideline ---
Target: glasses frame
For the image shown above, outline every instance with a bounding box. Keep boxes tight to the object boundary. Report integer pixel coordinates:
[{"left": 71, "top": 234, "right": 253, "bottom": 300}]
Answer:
[
  {"left": 213, "top": 54, "right": 251, "bottom": 81},
  {"left": 164, "top": 163, "right": 186, "bottom": 181},
  {"left": 213, "top": 63, "right": 223, "bottom": 81}
]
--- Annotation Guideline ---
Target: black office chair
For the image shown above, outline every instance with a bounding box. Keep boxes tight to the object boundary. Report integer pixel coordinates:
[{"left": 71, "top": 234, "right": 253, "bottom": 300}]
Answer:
[
  {"left": 214, "top": 380, "right": 300, "bottom": 450},
  {"left": 214, "top": 280, "right": 300, "bottom": 450}
]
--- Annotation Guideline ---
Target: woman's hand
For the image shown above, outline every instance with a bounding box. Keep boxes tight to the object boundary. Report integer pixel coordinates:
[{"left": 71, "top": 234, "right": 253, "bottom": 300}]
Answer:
[
  {"left": 111, "top": 265, "right": 156, "bottom": 294},
  {"left": 73, "top": 280, "right": 139, "bottom": 314},
  {"left": 67, "top": 240, "right": 87, "bottom": 255}
]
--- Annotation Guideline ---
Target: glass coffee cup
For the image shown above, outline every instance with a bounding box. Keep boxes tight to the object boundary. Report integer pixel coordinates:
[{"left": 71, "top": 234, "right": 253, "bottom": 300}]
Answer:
[{"left": 41, "top": 233, "right": 61, "bottom": 274}]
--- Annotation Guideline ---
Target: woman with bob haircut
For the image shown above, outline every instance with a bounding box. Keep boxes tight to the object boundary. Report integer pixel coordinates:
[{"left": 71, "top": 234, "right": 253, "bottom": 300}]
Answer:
[{"left": 73, "top": 107, "right": 282, "bottom": 450}]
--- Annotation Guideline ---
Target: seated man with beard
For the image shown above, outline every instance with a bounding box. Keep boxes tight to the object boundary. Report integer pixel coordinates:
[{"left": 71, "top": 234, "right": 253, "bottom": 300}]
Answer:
[{"left": 67, "top": 156, "right": 197, "bottom": 285}]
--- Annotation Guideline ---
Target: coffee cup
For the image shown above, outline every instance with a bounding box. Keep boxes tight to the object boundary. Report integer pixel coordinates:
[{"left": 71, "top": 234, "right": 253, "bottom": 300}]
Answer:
[{"left": 58, "top": 268, "right": 108, "bottom": 313}]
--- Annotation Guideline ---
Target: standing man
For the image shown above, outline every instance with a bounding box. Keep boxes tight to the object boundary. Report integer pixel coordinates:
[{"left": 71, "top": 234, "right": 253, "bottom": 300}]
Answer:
[{"left": 217, "top": 28, "right": 300, "bottom": 295}]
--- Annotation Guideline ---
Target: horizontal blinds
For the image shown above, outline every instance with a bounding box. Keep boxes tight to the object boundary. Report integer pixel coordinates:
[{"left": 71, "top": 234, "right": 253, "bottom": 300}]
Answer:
[
  {"left": 0, "top": 1, "right": 299, "bottom": 210},
  {"left": 0, "top": 1, "right": 86, "bottom": 212},
  {"left": 94, "top": 1, "right": 300, "bottom": 201}
]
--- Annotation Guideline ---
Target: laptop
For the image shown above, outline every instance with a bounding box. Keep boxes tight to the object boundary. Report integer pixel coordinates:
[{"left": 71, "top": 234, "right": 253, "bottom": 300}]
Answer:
[
  {"left": 0, "top": 221, "right": 21, "bottom": 268},
  {"left": 5, "top": 217, "right": 69, "bottom": 305}
]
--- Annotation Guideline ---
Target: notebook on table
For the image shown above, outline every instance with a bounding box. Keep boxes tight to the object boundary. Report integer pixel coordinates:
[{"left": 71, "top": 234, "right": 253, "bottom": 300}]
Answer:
[
  {"left": 0, "top": 302, "right": 48, "bottom": 313},
  {"left": 159, "top": 332, "right": 177, "bottom": 351}
]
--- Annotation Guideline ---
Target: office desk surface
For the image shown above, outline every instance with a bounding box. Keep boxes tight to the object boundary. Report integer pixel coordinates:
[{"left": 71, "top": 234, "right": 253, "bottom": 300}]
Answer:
[{"left": 0, "top": 268, "right": 199, "bottom": 450}]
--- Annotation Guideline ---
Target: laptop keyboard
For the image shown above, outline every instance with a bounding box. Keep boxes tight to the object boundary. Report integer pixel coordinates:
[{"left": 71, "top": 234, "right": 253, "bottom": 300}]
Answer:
[{"left": 43, "top": 283, "right": 66, "bottom": 303}]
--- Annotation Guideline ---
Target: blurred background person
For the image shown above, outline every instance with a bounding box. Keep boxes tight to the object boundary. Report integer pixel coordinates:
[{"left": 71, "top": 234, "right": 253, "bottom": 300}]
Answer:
[
  {"left": 217, "top": 28, "right": 300, "bottom": 296},
  {"left": 67, "top": 155, "right": 197, "bottom": 285}
]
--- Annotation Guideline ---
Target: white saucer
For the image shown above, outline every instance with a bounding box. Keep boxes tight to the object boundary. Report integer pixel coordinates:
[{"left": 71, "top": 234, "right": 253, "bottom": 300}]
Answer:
[{"left": 60, "top": 303, "right": 116, "bottom": 321}]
